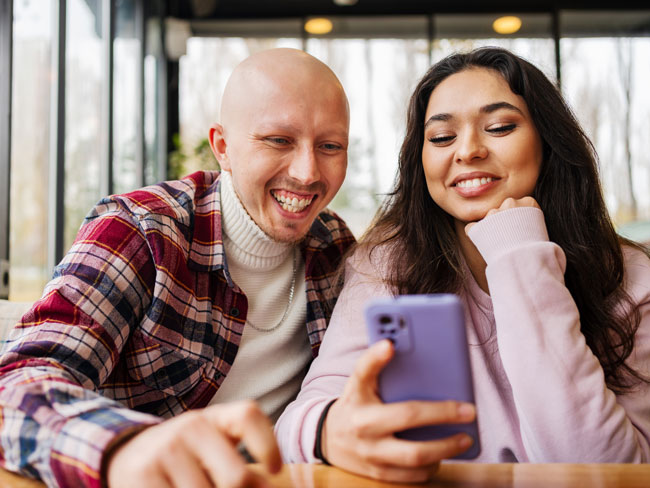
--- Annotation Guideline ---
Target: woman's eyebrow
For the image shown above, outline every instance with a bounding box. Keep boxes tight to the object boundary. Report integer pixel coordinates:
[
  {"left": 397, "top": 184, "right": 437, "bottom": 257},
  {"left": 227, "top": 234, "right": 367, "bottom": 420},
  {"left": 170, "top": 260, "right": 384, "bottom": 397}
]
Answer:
[
  {"left": 425, "top": 101, "right": 523, "bottom": 128},
  {"left": 481, "top": 101, "right": 523, "bottom": 114},
  {"left": 424, "top": 113, "right": 451, "bottom": 127}
]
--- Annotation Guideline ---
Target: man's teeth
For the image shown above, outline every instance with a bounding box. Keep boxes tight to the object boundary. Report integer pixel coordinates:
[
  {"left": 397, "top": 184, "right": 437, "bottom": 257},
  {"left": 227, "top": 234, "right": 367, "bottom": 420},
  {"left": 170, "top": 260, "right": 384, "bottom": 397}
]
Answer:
[
  {"left": 456, "top": 177, "right": 493, "bottom": 188},
  {"left": 272, "top": 192, "right": 313, "bottom": 213}
]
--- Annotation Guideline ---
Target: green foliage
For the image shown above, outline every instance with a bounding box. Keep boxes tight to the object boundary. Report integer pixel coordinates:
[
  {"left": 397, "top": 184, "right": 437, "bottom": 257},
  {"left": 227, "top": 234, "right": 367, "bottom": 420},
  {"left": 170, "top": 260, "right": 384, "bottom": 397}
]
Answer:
[{"left": 168, "top": 135, "right": 220, "bottom": 180}]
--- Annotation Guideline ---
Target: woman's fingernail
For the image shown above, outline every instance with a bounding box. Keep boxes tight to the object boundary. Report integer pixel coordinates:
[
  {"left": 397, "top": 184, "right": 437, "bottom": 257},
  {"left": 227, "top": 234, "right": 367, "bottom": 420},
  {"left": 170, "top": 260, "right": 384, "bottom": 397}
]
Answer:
[
  {"left": 459, "top": 435, "right": 473, "bottom": 449},
  {"left": 458, "top": 403, "right": 475, "bottom": 419}
]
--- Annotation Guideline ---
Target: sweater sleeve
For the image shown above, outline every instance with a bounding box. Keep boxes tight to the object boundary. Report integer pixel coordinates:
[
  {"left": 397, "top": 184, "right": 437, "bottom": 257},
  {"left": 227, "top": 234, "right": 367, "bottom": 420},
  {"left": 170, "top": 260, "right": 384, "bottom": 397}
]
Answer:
[
  {"left": 468, "top": 206, "right": 650, "bottom": 462},
  {"left": 275, "top": 249, "right": 392, "bottom": 463},
  {"left": 0, "top": 205, "right": 163, "bottom": 488}
]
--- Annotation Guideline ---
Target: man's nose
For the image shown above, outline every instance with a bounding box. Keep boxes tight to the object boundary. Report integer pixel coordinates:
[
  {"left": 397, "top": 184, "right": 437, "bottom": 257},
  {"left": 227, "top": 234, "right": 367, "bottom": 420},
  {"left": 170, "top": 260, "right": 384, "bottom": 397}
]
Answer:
[
  {"left": 455, "top": 130, "right": 488, "bottom": 163},
  {"left": 287, "top": 145, "right": 320, "bottom": 185}
]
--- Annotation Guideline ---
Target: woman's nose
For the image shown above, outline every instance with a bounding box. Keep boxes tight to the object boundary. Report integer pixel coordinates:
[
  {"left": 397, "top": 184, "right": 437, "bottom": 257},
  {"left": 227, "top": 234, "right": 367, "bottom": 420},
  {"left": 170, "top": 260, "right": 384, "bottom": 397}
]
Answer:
[{"left": 454, "top": 130, "right": 488, "bottom": 163}]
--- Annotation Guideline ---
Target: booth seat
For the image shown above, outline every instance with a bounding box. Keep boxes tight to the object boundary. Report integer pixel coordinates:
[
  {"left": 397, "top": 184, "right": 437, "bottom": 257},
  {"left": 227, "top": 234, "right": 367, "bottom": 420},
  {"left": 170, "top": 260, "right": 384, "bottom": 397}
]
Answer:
[{"left": 0, "top": 300, "right": 33, "bottom": 344}]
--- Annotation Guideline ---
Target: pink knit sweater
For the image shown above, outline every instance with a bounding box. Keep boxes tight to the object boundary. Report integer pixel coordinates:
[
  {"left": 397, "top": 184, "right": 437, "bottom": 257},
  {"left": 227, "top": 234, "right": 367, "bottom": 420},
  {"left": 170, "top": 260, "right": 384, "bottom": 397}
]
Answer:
[{"left": 276, "top": 207, "right": 650, "bottom": 463}]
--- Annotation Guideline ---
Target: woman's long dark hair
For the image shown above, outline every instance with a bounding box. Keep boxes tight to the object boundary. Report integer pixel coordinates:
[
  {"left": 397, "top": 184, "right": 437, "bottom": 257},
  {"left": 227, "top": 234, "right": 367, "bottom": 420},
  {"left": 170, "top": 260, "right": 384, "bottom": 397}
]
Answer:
[{"left": 362, "top": 46, "right": 648, "bottom": 393}]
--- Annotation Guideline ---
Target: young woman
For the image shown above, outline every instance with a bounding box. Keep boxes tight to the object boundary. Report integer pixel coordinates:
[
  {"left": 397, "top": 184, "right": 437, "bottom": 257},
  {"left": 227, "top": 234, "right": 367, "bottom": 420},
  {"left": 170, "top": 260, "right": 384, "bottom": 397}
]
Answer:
[{"left": 275, "top": 47, "right": 650, "bottom": 482}]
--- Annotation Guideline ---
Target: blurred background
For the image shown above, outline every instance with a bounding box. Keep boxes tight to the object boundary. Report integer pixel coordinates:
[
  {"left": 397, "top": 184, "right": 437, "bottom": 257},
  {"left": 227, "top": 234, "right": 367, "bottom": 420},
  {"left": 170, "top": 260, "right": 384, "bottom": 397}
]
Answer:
[{"left": 1, "top": 0, "right": 649, "bottom": 301}]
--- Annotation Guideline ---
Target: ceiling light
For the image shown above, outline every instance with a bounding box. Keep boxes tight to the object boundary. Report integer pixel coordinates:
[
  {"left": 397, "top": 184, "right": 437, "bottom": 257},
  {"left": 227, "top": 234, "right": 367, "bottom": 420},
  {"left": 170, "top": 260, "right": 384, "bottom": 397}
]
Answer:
[
  {"left": 492, "top": 16, "right": 522, "bottom": 35},
  {"left": 304, "top": 18, "right": 334, "bottom": 35},
  {"left": 333, "top": 0, "right": 358, "bottom": 5}
]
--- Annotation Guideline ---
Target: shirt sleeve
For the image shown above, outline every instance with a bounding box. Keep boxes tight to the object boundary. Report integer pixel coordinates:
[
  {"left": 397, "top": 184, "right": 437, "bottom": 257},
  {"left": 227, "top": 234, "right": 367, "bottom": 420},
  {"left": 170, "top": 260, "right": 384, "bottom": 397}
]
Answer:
[
  {"left": 467, "top": 206, "right": 650, "bottom": 462},
  {"left": 275, "top": 249, "right": 392, "bottom": 463},
  {"left": 0, "top": 203, "right": 163, "bottom": 488}
]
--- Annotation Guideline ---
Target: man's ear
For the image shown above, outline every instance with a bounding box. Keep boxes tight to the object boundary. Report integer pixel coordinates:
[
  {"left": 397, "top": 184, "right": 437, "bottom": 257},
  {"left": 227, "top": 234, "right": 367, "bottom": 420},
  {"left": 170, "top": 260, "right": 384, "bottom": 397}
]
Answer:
[{"left": 208, "top": 124, "right": 231, "bottom": 171}]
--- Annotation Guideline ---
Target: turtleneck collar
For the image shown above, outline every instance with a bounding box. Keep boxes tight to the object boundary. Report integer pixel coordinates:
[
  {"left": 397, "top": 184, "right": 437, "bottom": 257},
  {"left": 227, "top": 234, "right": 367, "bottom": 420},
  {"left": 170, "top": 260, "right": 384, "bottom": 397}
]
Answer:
[{"left": 220, "top": 170, "right": 292, "bottom": 270}]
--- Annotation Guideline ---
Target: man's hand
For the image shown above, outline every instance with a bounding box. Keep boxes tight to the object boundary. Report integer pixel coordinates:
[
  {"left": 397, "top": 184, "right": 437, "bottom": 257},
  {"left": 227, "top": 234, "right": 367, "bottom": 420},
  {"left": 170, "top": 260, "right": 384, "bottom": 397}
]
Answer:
[
  {"left": 465, "top": 196, "right": 541, "bottom": 234},
  {"left": 322, "top": 340, "right": 476, "bottom": 483},
  {"left": 106, "top": 400, "right": 282, "bottom": 488}
]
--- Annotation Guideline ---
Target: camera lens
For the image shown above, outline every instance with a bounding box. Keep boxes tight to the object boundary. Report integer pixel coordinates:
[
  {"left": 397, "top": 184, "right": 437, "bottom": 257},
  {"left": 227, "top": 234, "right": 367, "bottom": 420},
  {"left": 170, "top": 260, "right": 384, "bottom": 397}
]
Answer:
[{"left": 379, "top": 315, "right": 392, "bottom": 324}]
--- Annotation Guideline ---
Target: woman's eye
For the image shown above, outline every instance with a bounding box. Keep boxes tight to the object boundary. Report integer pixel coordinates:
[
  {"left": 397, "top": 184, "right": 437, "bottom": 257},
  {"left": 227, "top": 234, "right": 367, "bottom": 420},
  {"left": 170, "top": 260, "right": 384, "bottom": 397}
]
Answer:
[
  {"left": 487, "top": 123, "right": 517, "bottom": 134},
  {"left": 428, "top": 135, "right": 455, "bottom": 145}
]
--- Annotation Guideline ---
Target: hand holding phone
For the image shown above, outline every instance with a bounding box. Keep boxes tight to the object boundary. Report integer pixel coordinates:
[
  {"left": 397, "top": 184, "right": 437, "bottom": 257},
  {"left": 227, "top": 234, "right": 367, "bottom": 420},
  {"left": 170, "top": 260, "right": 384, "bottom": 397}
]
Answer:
[{"left": 365, "top": 293, "right": 481, "bottom": 459}]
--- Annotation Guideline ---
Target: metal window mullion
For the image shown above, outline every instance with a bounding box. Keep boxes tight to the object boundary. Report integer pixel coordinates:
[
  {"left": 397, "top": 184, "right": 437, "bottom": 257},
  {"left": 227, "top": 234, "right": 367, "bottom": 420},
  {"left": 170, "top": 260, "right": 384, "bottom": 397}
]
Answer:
[
  {"left": 48, "top": 0, "right": 66, "bottom": 274},
  {"left": 0, "top": 0, "right": 13, "bottom": 260},
  {"left": 552, "top": 8, "right": 562, "bottom": 90},
  {"left": 427, "top": 14, "right": 434, "bottom": 66},
  {"left": 101, "top": 0, "right": 115, "bottom": 197},
  {"left": 156, "top": 13, "right": 168, "bottom": 183},
  {"left": 0, "top": 0, "right": 13, "bottom": 298},
  {"left": 135, "top": 0, "right": 145, "bottom": 188}
]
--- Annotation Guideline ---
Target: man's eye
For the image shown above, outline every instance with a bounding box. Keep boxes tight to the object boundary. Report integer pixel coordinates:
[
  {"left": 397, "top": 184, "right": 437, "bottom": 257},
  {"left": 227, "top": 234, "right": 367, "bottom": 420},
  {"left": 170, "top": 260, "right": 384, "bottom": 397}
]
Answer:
[
  {"left": 267, "top": 137, "right": 290, "bottom": 145},
  {"left": 428, "top": 135, "right": 455, "bottom": 145},
  {"left": 487, "top": 123, "right": 516, "bottom": 134},
  {"left": 321, "top": 143, "right": 342, "bottom": 151}
]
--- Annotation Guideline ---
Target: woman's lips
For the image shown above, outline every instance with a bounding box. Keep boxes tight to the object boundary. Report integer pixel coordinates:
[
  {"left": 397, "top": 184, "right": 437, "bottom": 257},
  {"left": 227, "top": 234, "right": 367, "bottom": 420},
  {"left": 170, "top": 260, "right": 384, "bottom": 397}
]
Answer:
[{"left": 452, "top": 176, "right": 500, "bottom": 197}]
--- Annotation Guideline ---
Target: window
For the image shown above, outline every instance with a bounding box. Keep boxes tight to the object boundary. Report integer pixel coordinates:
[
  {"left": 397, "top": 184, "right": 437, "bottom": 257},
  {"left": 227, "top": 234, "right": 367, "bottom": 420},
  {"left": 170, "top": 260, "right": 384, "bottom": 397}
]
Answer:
[
  {"left": 561, "top": 10, "right": 650, "bottom": 230},
  {"left": 9, "top": 0, "right": 54, "bottom": 300},
  {"left": 113, "top": 0, "right": 141, "bottom": 194},
  {"left": 6, "top": 7, "right": 650, "bottom": 300},
  {"left": 63, "top": 0, "right": 104, "bottom": 250},
  {"left": 433, "top": 13, "right": 556, "bottom": 81}
]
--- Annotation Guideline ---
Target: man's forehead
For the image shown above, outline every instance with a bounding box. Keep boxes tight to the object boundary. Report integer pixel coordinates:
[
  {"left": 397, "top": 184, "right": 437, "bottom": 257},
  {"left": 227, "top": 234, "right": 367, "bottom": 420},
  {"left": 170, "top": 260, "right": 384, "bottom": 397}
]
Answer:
[
  {"left": 221, "top": 51, "right": 348, "bottom": 130},
  {"left": 250, "top": 118, "right": 349, "bottom": 138},
  {"left": 244, "top": 85, "right": 348, "bottom": 124}
]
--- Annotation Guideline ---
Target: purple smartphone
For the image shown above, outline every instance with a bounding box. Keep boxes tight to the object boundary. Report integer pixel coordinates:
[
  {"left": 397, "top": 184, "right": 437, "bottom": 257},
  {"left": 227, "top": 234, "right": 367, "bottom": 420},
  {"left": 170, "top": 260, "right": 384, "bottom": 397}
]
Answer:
[{"left": 365, "top": 293, "right": 481, "bottom": 459}]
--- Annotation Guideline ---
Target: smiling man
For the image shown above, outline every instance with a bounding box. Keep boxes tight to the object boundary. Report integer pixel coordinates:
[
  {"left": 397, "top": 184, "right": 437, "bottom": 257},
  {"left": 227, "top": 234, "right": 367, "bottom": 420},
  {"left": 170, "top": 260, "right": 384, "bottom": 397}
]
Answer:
[
  {"left": 0, "top": 48, "right": 355, "bottom": 488},
  {"left": 211, "top": 49, "right": 349, "bottom": 244}
]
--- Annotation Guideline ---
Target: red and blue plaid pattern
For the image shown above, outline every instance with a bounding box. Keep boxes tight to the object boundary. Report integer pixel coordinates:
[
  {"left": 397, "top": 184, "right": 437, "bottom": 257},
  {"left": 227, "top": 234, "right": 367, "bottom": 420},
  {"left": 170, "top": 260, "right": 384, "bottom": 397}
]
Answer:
[{"left": 0, "top": 171, "right": 355, "bottom": 487}]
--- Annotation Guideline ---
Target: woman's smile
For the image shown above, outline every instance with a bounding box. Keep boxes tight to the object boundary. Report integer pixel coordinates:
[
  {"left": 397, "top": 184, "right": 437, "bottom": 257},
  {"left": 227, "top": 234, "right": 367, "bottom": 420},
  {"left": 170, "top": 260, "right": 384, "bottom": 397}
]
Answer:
[{"left": 422, "top": 67, "right": 543, "bottom": 224}]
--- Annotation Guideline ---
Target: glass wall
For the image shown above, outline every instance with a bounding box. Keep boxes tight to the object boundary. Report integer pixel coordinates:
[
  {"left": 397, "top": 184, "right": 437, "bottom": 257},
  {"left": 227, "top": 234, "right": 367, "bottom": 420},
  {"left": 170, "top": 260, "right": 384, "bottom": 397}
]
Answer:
[
  {"left": 113, "top": 0, "right": 141, "bottom": 194},
  {"left": 7, "top": 6, "right": 650, "bottom": 300},
  {"left": 177, "top": 12, "right": 650, "bottom": 239},
  {"left": 8, "top": 0, "right": 158, "bottom": 300},
  {"left": 433, "top": 13, "right": 556, "bottom": 81},
  {"left": 560, "top": 11, "right": 650, "bottom": 234},
  {"left": 9, "top": 0, "right": 54, "bottom": 300},
  {"left": 63, "top": 0, "right": 104, "bottom": 250}
]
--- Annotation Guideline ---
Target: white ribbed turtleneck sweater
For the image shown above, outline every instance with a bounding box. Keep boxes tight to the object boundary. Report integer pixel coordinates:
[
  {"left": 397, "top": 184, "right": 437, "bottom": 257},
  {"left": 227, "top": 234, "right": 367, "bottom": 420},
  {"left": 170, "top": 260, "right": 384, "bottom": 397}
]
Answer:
[{"left": 208, "top": 171, "right": 310, "bottom": 423}]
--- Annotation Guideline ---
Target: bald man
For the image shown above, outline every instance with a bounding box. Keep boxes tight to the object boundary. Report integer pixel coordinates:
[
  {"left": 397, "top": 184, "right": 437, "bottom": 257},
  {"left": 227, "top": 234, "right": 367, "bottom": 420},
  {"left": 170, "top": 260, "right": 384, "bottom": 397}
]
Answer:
[{"left": 0, "top": 49, "right": 355, "bottom": 488}]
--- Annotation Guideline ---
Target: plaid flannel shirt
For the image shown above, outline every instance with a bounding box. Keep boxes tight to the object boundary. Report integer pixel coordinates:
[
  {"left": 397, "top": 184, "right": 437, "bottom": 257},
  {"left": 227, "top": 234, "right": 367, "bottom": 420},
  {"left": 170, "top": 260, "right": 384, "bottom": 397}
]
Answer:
[{"left": 0, "top": 171, "right": 355, "bottom": 487}]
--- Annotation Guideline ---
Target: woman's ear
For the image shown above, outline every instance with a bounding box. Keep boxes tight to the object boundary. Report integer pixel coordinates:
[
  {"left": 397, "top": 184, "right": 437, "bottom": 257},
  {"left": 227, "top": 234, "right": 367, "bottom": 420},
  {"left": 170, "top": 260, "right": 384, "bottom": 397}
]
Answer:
[{"left": 208, "top": 124, "right": 231, "bottom": 171}]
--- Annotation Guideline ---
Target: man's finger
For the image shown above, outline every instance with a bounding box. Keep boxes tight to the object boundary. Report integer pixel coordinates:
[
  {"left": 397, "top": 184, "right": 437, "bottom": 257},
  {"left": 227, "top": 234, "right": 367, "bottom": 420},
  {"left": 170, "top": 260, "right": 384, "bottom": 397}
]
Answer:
[
  {"left": 162, "top": 444, "right": 212, "bottom": 488},
  {"left": 187, "top": 417, "right": 260, "bottom": 488},
  {"left": 205, "top": 401, "right": 282, "bottom": 474},
  {"left": 116, "top": 470, "right": 172, "bottom": 488}
]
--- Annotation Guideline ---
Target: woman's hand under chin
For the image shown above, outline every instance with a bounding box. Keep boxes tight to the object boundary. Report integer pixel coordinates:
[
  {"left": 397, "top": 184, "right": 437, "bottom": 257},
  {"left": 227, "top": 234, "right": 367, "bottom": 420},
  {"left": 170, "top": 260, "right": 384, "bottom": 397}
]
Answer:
[{"left": 464, "top": 196, "right": 540, "bottom": 235}]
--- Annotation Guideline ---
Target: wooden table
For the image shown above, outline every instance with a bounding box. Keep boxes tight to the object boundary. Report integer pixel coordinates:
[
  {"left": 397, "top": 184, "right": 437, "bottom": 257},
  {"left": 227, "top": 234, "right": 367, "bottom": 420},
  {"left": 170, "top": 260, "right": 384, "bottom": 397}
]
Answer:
[{"left": 2, "top": 463, "right": 649, "bottom": 487}]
